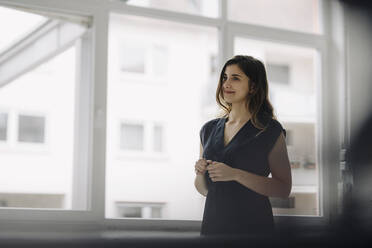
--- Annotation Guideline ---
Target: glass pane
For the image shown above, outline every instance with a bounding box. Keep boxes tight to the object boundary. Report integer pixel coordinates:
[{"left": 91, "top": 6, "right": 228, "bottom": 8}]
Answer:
[
  {"left": 0, "top": 47, "right": 77, "bottom": 209},
  {"left": 228, "top": 0, "right": 321, "bottom": 34},
  {"left": 0, "top": 113, "right": 8, "bottom": 141},
  {"left": 18, "top": 115, "right": 45, "bottom": 143},
  {"left": 0, "top": 7, "right": 47, "bottom": 52},
  {"left": 120, "top": 123, "right": 144, "bottom": 150},
  {"left": 234, "top": 37, "right": 319, "bottom": 216},
  {"left": 0, "top": 8, "right": 87, "bottom": 209},
  {"left": 125, "top": 0, "right": 219, "bottom": 18},
  {"left": 107, "top": 14, "right": 218, "bottom": 220}
]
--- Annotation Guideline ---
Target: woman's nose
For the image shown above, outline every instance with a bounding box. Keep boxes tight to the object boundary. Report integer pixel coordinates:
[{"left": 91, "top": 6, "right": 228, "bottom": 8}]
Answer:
[{"left": 223, "top": 79, "right": 231, "bottom": 88}]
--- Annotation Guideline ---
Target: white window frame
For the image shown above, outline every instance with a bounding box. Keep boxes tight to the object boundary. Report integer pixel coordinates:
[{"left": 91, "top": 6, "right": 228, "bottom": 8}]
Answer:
[
  {"left": 0, "top": 0, "right": 344, "bottom": 233},
  {"left": 0, "top": 0, "right": 103, "bottom": 228}
]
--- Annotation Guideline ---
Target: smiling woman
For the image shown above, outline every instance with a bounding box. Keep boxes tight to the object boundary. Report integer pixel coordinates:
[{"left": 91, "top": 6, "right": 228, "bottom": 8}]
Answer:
[{"left": 194, "top": 55, "right": 292, "bottom": 236}]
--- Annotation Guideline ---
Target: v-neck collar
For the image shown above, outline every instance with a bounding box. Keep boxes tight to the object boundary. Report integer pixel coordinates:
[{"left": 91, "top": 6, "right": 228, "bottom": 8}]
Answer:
[
  {"left": 212, "top": 112, "right": 273, "bottom": 155},
  {"left": 221, "top": 117, "right": 252, "bottom": 149}
]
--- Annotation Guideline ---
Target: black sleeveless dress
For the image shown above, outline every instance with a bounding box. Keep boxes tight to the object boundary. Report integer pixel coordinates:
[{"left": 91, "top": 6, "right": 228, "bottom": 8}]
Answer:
[{"left": 199, "top": 113, "right": 285, "bottom": 236}]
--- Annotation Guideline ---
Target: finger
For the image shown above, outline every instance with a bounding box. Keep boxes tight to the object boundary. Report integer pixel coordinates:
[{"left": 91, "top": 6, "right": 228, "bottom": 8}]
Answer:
[
  {"left": 199, "top": 160, "right": 208, "bottom": 167},
  {"left": 206, "top": 160, "right": 213, "bottom": 165},
  {"left": 207, "top": 166, "right": 217, "bottom": 171},
  {"left": 197, "top": 158, "right": 206, "bottom": 164},
  {"left": 209, "top": 172, "right": 218, "bottom": 178}
]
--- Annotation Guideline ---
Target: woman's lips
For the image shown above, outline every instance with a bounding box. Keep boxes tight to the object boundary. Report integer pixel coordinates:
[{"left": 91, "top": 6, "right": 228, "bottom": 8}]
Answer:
[{"left": 224, "top": 90, "right": 235, "bottom": 94}]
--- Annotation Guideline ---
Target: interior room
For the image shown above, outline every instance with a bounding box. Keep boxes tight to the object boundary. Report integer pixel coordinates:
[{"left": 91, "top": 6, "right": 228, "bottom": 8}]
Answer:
[{"left": 0, "top": 0, "right": 371, "bottom": 247}]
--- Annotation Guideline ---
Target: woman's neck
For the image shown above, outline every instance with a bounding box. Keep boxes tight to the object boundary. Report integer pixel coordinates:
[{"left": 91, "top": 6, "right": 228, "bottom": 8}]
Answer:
[{"left": 228, "top": 103, "right": 251, "bottom": 124}]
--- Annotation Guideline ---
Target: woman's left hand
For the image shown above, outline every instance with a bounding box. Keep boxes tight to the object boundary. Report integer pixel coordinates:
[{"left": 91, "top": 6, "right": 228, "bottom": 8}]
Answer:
[{"left": 206, "top": 161, "right": 237, "bottom": 182}]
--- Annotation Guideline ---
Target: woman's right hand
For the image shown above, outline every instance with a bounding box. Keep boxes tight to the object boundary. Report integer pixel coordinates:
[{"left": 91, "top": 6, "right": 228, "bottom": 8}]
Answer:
[{"left": 195, "top": 159, "right": 211, "bottom": 175}]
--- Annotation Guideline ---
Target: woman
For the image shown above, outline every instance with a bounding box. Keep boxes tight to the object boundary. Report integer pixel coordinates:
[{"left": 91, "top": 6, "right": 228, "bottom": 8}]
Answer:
[{"left": 194, "top": 55, "right": 292, "bottom": 236}]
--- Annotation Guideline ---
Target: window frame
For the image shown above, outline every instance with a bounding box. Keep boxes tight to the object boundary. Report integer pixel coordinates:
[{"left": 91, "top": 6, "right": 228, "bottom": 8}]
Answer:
[{"left": 0, "top": 0, "right": 343, "bottom": 233}]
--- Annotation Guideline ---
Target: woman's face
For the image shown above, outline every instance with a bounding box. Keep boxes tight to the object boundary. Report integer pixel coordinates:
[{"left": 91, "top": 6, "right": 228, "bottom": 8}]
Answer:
[{"left": 222, "top": 64, "right": 251, "bottom": 104}]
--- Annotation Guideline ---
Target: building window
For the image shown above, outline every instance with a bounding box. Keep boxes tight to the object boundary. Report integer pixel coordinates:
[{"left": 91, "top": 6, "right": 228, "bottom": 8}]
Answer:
[
  {"left": 0, "top": 113, "right": 8, "bottom": 141},
  {"left": 119, "top": 41, "right": 146, "bottom": 73},
  {"left": 267, "top": 63, "right": 290, "bottom": 85},
  {"left": 210, "top": 54, "right": 218, "bottom": 75},
  {"left": 116, "top": 202, "right": 164, "bottom": 218},
  {"left": 153, "top": 124, "right": 163, "bottom": 152},
  {"left": 117, "top": 40, "right": 168, "bottom": 77},
  {"left": 17, "top": 115, "right": 45, "bottom": 143},
  {"left": 0, "top": 193, "right": 64, "bottom": 208},
  {"left": 152, "top": 44, "right": 168, "bottom": 77},
  {"left": 120, "top": 123, "right": 144, "bottom": 151},
  {"left": 119, "top": 121, "right": 165, "bottom": 154}
]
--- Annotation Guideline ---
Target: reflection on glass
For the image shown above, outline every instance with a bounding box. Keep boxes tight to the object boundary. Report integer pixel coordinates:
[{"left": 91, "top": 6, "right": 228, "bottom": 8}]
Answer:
[
  {"left": 228, "top": 0, "right": 320, "bottom": 34},
  {"left": 235, "top": 37, "right": 319, "bottom": 216},
  {"left": 125, "top": 0, "right": 219, "bottom": 18},
  {"left": 107, "top": 14, "right": 217, "bottom": 220}
]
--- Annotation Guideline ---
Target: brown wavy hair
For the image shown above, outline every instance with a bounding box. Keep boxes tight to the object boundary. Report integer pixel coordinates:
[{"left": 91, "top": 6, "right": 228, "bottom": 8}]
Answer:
[{"left": 216, "top": 55, "right": 276, "bottom": 130}]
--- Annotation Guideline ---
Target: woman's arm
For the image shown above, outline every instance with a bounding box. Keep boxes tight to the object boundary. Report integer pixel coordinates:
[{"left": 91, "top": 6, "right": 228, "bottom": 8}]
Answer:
[
  {"left": 207, "top": 132, "right": 292, "bottom": 198},
  {"left": 194, "top": 143, "right": 208, "bottom": 196},
  {"left": 234, "top": 132, "right": 292, "bottom": 197}
]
